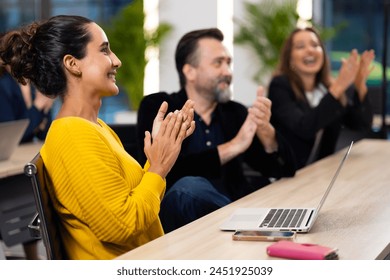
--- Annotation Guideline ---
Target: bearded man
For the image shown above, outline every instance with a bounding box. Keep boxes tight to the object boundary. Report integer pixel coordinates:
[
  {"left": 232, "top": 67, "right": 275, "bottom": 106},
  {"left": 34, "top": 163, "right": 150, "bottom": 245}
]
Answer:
[{"left": 137, "top": 28, "right": 297, "bottom": 232}]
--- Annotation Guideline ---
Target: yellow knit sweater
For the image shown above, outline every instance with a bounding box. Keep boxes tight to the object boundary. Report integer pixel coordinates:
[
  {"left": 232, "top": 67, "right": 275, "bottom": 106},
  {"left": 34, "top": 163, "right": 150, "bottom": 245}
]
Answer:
[{"left": 40, "top": 117, "right": 165, "bottom": 260}]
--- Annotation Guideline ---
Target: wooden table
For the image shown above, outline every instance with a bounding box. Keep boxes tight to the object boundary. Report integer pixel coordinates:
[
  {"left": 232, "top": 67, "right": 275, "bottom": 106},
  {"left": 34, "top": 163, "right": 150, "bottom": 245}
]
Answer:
[
  {"left": 0, "top": 141, "right": 42, "bottom": 179},
  {"left": 116, "top": 139, "right": 390, "bottom": 260}
]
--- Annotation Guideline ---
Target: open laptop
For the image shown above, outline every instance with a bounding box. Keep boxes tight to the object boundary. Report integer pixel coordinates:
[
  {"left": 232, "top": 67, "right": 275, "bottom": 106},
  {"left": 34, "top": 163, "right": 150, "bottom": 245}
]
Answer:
[
  {"left": 0, "top": 119, "right": 29, "bottom": 161},
  {"left": 220, "top": 141, "right": 353, "bottom": 233}
]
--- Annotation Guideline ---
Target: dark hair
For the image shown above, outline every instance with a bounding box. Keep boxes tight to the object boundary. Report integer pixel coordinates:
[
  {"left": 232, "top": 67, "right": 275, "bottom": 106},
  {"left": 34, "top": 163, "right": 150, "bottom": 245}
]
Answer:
[
  {"left": 273, "top": 27, "right": 331, "bottom": 101},
  {"left": 0, "top": 15, "right": 93, "bottom": 98},
  {"left": 175, "top": 28, "right": 224, "bottom": 88},
  {"left": 0, "top": 33, "right": 6, "bottom": 76}
]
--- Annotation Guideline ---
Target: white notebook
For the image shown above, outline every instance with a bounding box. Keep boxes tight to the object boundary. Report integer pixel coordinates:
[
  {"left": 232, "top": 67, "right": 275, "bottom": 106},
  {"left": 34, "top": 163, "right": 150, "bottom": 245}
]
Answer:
[
  {"left": 0, "top": 119, "right": 29, "bottom": 161},
  {"left": 220, "top": 141, "right": 353, "bottom": 233}
]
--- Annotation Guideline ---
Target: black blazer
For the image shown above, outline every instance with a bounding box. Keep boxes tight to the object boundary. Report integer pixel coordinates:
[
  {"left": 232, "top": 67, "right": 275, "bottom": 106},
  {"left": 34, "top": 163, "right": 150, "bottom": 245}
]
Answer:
[
  {"left": 268, "top": 75, "right": 373, "bottom": 169},
  {"left": 137, "top": 88, "right": 296, "bottom": 200}
]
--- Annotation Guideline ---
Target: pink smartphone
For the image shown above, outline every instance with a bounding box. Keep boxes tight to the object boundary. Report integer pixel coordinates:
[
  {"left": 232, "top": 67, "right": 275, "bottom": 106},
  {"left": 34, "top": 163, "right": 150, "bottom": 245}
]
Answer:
[{"left": 266, "top": 241, "right": 339, "bottom": 260}]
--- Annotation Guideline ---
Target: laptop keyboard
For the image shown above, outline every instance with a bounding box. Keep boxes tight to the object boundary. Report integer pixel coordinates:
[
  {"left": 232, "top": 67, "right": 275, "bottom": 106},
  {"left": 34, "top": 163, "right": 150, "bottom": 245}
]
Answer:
[{"left": 259, "top": 208, "right": 307, "bottom": 228}]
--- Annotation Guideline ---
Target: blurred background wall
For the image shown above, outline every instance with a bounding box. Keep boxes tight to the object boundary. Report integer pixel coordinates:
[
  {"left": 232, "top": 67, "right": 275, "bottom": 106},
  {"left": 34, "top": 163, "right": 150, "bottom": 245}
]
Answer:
[{"left": 0, "top": 0, "right": 388, "bottom": 127}]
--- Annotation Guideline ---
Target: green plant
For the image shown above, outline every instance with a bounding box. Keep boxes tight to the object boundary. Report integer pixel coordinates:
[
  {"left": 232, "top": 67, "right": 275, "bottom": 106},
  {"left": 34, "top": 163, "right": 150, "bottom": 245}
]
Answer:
[
  {"left": 234, "top": 0, "right": 343, "bottom": 84},
  {"left": 234, "top": 0, "right": 299, "bottom": 84},
  {"left": 104, "top": 0, "right": 172, "bottom": 110}
]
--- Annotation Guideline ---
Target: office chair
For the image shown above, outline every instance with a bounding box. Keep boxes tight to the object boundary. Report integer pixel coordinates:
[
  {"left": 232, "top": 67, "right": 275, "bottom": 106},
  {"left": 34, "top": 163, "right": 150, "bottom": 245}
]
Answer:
[
  {"left": 0, "top": 173, "right": 37, "bottom": 259},
  {"left": 24, "top": 153, "right": 67, "bottom": 260}
]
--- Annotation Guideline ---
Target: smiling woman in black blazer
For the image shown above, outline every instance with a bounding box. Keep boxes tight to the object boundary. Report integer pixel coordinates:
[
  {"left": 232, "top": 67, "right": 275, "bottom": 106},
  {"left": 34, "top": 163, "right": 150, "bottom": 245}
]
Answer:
[{"left": 268, "top": 27, "right": 374, "bottom": 169}]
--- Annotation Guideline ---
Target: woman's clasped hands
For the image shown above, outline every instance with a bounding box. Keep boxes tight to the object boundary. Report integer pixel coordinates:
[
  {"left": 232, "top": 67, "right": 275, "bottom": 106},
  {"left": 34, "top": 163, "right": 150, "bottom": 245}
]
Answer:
[
  {"left": 330, "top": 49, "right": 375, "bottom": 103},
  {"left": 144, "top": 100, "right": 195, "bottom": 178}
]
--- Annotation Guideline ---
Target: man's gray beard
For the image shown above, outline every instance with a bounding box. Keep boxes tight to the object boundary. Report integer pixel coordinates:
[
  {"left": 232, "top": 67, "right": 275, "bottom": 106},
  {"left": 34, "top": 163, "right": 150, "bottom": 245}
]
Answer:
[{"left": 215, "top": 87, "right": 232, "bottom": 103}]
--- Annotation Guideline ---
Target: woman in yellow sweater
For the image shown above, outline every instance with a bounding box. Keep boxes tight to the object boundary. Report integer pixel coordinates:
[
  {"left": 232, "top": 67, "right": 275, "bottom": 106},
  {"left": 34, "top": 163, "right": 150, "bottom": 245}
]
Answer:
[{"left": 0, "top": 15, "right": 195, "bottom": 259}]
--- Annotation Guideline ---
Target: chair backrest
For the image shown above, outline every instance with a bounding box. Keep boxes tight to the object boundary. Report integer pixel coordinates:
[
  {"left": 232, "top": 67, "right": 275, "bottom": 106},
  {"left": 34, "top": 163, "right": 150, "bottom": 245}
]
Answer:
[
  {"left": 0, "top": 173, "right": 38, "bottom": 249},
  {"left": 24, "top": 153, "right": 67, "bottom": 260}
]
